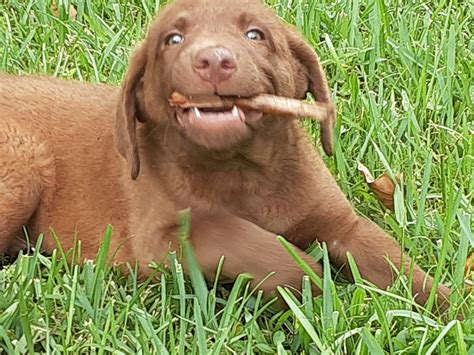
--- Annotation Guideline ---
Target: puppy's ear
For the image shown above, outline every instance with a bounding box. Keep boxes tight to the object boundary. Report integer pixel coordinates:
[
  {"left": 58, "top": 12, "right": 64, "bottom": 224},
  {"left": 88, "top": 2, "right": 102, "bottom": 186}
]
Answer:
[
  {"left": 115, "top": 42, "right": 148, "bottom": 180},
  {"left": 285, "top": 28, "right": 336, "bottom": 156}
]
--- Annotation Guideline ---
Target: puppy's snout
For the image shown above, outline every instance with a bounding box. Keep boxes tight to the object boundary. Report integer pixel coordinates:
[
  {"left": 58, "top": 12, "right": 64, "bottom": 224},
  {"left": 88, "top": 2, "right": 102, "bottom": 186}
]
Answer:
[{"left": 193, "top": 47, "right": 237, "bottom": 85}]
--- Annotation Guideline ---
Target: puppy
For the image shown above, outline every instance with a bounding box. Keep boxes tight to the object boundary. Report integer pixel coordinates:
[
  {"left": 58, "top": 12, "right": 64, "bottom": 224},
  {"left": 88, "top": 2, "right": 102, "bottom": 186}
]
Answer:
[{"left": 0, "top": 0, "right": 450, "bottom": 311}]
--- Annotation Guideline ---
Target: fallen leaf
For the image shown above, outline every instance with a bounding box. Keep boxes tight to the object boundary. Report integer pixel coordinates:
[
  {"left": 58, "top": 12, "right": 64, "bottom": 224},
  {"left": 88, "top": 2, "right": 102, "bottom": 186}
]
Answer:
[
  {"left": 69, "top": 5, "right": 77, "bottom": 20},
  {"left": 358, "top": 162, "right": 398, "bottom": 211},
  {"left": 51, "top": 0, "right": 59, "bottom": 17},
  {"left": 357, "top": 161, "right": 375, "bottom": 183},
  {"left": 51, "top": 1, "right": 77, "bottom": 20}
]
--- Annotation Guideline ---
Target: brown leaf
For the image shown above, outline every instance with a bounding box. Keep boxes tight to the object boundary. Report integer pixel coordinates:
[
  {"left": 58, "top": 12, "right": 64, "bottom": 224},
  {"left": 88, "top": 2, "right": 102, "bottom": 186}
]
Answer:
[
  {"left": 358, "top": 162, "right": 397, "bottom": 211},
  {"left": 51, "top": 0, "right": 59, "bottom": 17},
  {"left": 69, "top": 5, "right": 77, "bottom": 20},
  {"left": 51, "top": 1, "right": 77, "bottom": 20}
]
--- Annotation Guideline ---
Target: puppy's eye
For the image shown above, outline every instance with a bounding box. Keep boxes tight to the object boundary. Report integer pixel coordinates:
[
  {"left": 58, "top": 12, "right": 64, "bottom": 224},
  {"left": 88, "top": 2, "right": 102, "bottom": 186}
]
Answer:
[
  {"left": 166, "top": 33, "right": 185, "bottom": 46},
  {"left": 245, "top": 29, "right": 265, "bottom": 41}
]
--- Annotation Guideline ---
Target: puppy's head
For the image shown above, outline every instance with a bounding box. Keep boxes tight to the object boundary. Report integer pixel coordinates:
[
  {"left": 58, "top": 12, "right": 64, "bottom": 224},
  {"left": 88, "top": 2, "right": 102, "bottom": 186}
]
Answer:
[{"left": 116, "top": 0, "right": 335, "bottom": 179}]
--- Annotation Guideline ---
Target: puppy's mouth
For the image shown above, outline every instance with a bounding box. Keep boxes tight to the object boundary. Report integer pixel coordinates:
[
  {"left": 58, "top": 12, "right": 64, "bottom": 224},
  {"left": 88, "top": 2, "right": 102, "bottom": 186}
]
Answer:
[
  {"left": 174, "top": 100, "right": 263, "bottom": 150},
  {"left": 177, "top": 105, "right": 262, "bottom": 128}
]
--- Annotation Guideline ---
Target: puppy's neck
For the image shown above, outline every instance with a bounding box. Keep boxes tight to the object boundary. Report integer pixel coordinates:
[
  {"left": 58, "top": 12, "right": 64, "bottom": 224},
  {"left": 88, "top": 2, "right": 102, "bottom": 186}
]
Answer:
[
  {"left": 151, "top": 119, "right": 298, "bottom": 170},
  {"left": 135, "top": 119, "right": 312, "bottom": 211}
]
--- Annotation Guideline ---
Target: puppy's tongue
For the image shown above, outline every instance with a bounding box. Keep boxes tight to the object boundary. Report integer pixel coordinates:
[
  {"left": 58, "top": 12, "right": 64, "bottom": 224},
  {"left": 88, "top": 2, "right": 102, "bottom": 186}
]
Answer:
[{"left": 177, "top": 106, "right": 252, "bottom": 149}]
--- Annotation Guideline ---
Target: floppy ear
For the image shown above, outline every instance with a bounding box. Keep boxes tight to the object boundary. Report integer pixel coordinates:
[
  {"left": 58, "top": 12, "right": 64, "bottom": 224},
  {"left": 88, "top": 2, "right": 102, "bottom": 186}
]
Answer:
[
  {"left": 115, "top": 42, "right": 148, "bottom": 180},
  {"left": 285, "top": 28, "right": 336, "bottom": 156}
]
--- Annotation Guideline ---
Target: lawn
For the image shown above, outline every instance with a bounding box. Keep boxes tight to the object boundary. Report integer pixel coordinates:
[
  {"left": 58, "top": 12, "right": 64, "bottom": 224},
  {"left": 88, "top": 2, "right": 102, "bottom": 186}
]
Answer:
[{"left": 0, "top": 0, "right": 472, "bottom": 353}]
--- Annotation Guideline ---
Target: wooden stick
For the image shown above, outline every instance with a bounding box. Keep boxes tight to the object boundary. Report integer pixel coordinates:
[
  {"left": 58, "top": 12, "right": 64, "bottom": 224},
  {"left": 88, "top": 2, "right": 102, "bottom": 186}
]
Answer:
[{"left": 169, "top": 92, "right": 330, "bottom": 122}]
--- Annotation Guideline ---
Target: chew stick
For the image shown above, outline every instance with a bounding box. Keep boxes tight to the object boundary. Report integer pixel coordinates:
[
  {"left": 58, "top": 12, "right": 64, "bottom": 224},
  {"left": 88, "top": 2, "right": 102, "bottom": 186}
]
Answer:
[{"left": 169, "top": 92, "right": 330, "bottom": 122}]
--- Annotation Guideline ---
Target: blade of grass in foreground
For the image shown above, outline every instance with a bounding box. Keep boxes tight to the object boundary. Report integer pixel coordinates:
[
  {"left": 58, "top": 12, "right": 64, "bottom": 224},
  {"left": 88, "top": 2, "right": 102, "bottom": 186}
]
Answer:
[
  {"left": 193, "top": 297, "right": 208, "bottom": 355},
  {"left": 134, "top": 305, "right": 169, "bottom": 354},
  {"left": 178, "top": 209, "right": 210, "bottom": 323},
  {"left": 360, "top": 327, "right": 384, "bottom": 355},
  {"left": 278, "top": 287, "right": 329, "bottom": 354},
  {"left": 321, "top": 243, "right": 334, "bottom": 338},
  {"left": 425, "top": 320, "right": 459, "bottom": 355},
  {"left": 277, "top": 236, "right": 323, "bottom": 289},
  {"left": 427, "top": 188, "right": 462, "bottom": 312},
  {"left": 65, "top": 265, "right": 79, "bottom": 348},
  {"left": 18, "top": 287, "right": 34, "bottom": 354},
  {"left": 169, "top": 251, "right": 188, "bottom": 355},
  {"left": 92, "top": 225, "right": 113, "bottom": 318},
  {"left": 213, "top": 273, "right": 254, "bottom": 354}
]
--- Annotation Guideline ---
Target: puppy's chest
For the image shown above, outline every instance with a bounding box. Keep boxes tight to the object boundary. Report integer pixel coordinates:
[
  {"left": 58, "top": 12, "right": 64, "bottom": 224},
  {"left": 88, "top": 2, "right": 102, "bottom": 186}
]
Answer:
[{"left": 181, "top": 168, "right": 312, "bottom": 234}]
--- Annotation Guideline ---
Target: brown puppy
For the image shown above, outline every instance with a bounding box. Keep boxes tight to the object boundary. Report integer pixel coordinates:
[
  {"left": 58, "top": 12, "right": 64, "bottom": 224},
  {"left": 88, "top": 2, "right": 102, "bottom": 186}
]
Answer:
[{"left": 0, "top": 0, "right": 450, "bottom": 311}]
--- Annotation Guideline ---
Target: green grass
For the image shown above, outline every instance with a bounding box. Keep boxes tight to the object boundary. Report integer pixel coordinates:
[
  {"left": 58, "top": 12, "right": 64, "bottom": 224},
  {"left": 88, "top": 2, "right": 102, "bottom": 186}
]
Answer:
[{"left": 0, "top": 0, "right": 473, "bottom": 353}]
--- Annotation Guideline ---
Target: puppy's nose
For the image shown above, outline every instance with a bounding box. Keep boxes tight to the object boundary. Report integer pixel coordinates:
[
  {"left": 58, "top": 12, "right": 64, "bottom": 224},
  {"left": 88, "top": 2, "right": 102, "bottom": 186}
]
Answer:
[{"left": 193, "top": 47, "right": 237, "bottom": 85}]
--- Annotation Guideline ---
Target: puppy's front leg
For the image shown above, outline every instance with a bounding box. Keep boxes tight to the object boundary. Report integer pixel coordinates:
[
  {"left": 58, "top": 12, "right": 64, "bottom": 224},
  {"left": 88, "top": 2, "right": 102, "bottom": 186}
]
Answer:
[
  {"left": 286, "top": 159, "right": 451, "bottom": 312},
  {"left": 327, "top": 217, "right": 451, "bottom": 311},
  {"left": 177, "top": 211, "right": 323, "bottom": 298}
]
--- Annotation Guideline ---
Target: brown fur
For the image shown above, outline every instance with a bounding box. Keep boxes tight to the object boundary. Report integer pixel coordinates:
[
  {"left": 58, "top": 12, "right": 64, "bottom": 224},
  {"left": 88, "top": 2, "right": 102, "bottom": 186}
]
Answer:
[{"left": 0, "top": 0, "right": 449, "bottom": 311}]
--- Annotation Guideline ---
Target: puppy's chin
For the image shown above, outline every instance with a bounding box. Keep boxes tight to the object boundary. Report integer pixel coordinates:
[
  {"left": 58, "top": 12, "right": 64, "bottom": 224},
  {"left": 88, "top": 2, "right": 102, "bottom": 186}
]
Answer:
[{"left": 175, "top": 107, "right": 262, "bottom": 150}]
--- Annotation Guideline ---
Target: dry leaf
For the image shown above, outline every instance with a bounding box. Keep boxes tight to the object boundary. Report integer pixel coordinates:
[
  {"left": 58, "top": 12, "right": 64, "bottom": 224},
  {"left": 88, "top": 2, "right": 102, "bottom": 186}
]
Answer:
[
  {"left": 69, "top": 5, "right": 77, "bottom": 20},
  {"left": 51, "top": 0, "right": 59, "bottom": 17},
  {"left": 465, "top": 253, "right": 474, "bottom": 292},
  {"left": 51, "top": 1, "right": 77, "bottom": 20},
  {"left": 358, "top": 162, "right": 397, "bottom": 211}
]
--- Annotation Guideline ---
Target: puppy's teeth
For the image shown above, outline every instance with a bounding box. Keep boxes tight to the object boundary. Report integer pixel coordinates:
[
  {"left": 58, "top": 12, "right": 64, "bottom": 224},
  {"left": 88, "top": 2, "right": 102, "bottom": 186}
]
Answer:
[
  {"left": 232, "top": 105, "right": 239, "bottom": 118},
  {"left": 193, "top": 107, "right": 202, "bottom": 119}
]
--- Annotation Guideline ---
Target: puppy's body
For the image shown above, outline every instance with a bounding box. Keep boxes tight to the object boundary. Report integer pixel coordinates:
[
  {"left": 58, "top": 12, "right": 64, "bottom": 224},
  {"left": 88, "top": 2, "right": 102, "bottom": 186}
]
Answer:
[
  {"left": 0, "top": 0, "right": 450, "bottom": 309},
  {"left": 0, "top": 76, "right": 130, "bottom": 257}
]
